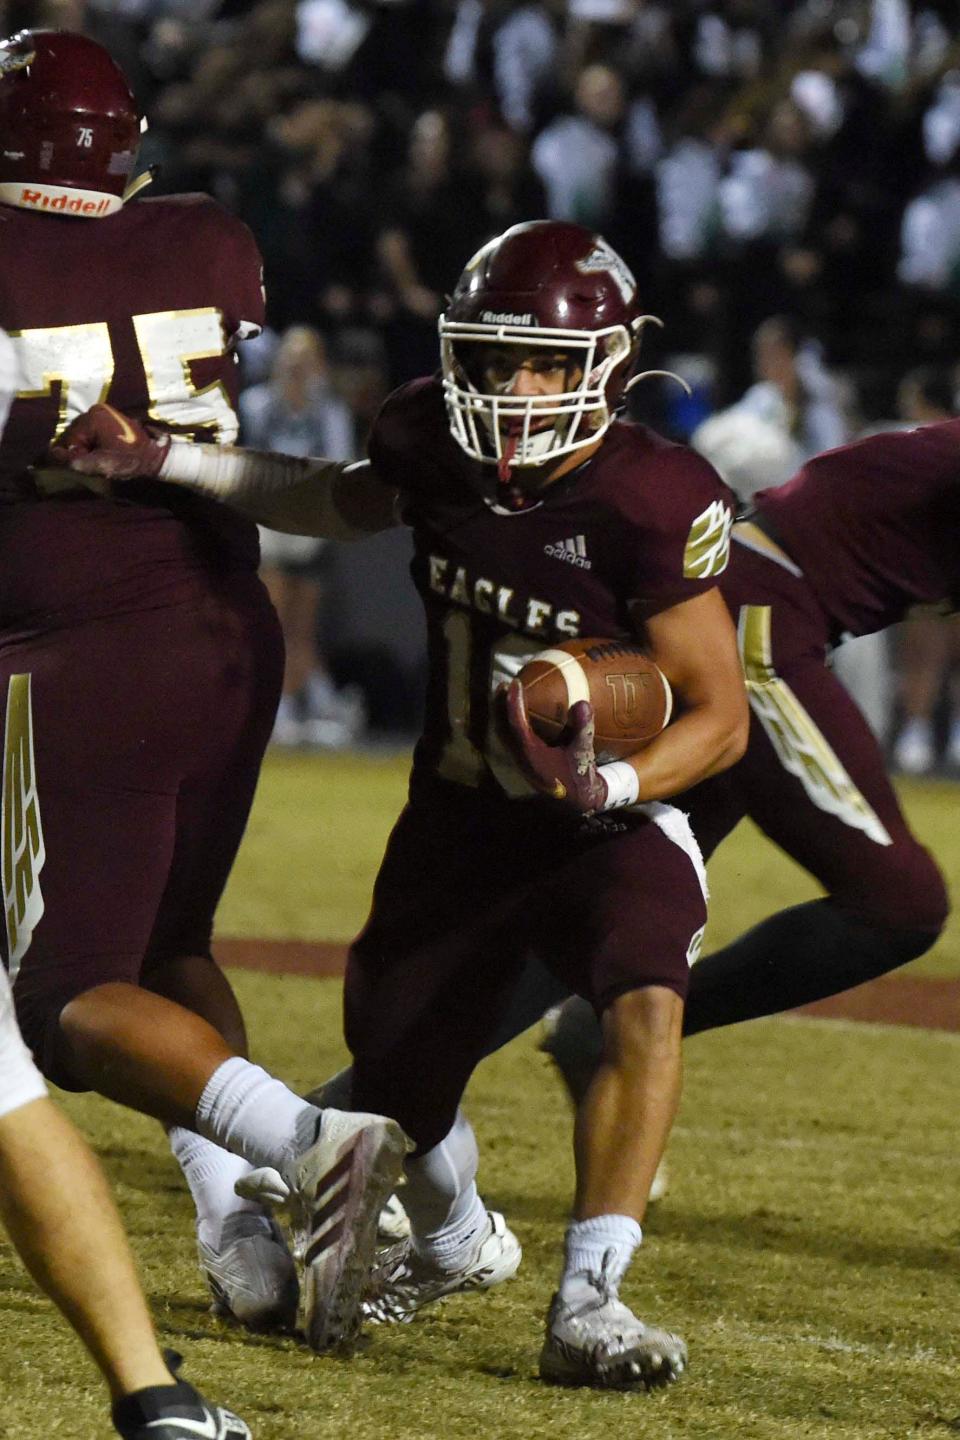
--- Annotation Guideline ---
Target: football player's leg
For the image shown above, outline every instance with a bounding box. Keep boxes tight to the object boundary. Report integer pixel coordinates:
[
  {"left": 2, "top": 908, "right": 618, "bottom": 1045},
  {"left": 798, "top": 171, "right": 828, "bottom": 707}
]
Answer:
[
  {"left": 0, "top": 967, "right": 248, "bottom": 1430},
  {"left": 534, "top": 812, "right": 703, "bottom": 1388},
  {"left": 346, "top": 798, "right": 527, "bottom": 1322},
  {"left": 537, "top": 769, "right": 748, "bottom": 1103},
  {"left": 7, "top": 614, "right": 404, "bottom": 1350},
  {"left": 135, "top": 597, "right": 297, "bottom": 1330},
  {"left": 683, "top": 653, "right": 947, "bottom": 1037},
  {"left": 348, "top": 916, "right": 523, "bottom": 1305}
]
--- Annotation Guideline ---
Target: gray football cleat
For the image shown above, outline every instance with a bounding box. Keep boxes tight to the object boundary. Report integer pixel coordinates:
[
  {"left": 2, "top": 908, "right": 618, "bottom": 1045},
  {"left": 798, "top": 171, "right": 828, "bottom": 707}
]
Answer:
[
  {"left": 539, "top": 1254, "right": 687, "bottom": 1389},
  {"left": 290, "top": 1109, "right": 412, "bottom": 1352},
  {"left": 198, "top": 1213, "right": 298, "bottom": 1332},
  {"left": 363, "top": 1209, "right": 521, "bottom": 1324}
]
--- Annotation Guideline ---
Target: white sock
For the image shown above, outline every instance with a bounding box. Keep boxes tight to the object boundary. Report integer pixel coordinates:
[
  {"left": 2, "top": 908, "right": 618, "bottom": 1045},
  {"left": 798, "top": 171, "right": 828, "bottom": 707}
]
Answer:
[
  {"left": 403, "top": 1111, "right": 487, "bottom": 1271},
  {"left": 168, "top": 1126, "right": 264, "bottom": 1249},
  {"left": 560, "top": 1214, "right": 642, "bottom": 1303},
  {"left": 194, "top": 1057, "right": 322, "bottom": 1174}
]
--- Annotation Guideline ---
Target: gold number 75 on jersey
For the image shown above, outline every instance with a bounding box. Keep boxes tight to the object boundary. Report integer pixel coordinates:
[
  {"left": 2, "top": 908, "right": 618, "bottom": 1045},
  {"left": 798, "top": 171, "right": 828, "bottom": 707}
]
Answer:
[{"left": 10, "top": 309, "right": 238, "bottom": 444}]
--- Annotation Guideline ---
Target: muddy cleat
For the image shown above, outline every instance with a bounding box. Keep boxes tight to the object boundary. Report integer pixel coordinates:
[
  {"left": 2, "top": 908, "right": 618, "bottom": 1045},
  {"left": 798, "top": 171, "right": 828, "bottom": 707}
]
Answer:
[
  {"left": 113, "top": 1350, "right": 252, "bottom": 1438},
  {"left": 363, "top": 1210, "right": 521, "bottom": 1324},
  {"left": 198, "top": 1213, "right": 299, "bottom": 1332},
  {"left": 539, "top": 1255, "right": 687, "bottom": 1390},
  {"left": 290, "top": 1110, "right": 412, "bottom": 1352}
]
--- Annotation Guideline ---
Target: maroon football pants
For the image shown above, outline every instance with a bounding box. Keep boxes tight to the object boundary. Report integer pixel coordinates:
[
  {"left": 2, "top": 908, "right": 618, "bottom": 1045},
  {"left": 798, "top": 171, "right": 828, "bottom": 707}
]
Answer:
[
  {"left": 683, "top": 538, "right": 947, "bottom": 934},
  {"left": 345, "top": 778, "right": 706, "bottom": 1150},
  {"left": 0, "top": 575, "right": 282, "bottom": 1084}
]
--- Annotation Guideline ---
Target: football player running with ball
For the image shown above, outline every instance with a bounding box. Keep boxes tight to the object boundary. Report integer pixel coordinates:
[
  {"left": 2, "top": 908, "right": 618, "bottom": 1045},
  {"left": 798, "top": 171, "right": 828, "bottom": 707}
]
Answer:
[
  {"left": 59, "top": 223, "right": 751, "bottom": 1384},
  {"left": 58, "top": 221, "right": 749, "bottom": 1388},
  {"left": 0, "top": 28, "right": 409, "bottom": 1353}
]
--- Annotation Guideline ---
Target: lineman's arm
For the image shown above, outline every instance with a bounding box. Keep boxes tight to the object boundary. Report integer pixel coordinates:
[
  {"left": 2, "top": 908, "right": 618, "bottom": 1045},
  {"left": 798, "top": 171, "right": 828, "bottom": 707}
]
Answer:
[
  {"left": 156, "top": 444, "right": 400, "bottom": 539},
  {"left": 50, "top": 402, "right": 400, "bottom": 540}
]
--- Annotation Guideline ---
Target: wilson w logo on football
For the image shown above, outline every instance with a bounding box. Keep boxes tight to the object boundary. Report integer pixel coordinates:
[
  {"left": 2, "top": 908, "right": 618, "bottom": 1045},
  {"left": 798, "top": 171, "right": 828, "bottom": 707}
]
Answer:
[{"left": 604, "top": 670, "right": 657, "bottom": 729}]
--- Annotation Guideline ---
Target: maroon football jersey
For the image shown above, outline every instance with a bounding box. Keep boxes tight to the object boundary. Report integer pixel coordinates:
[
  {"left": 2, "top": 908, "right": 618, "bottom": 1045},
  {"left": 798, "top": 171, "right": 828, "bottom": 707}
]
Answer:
[
  {"left": 0, "top": 195, "right": 264, "bottom": 634},
  {"left": 754, "top": 420, "right": 960, "bottom": 641},
  {"left": 369, "top": 377, "right": 735, "bottom": 794}
]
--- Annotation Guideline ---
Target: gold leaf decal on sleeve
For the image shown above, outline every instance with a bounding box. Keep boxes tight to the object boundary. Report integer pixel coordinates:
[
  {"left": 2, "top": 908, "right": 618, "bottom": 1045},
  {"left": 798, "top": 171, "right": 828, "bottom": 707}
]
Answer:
[
  {"left": 737, "top": 606, "right": 892, "bottom": 846},
  {"left": 683, "top": 500, "right": 732, "bottom": 579},
  {"left": 2, "top": 676, "right": 45, "bottom": 979}
]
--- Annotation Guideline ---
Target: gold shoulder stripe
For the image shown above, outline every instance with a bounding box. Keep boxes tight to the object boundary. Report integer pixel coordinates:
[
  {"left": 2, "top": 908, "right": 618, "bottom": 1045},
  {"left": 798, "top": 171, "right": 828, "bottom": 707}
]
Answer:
[
  {"left": 2, "top": 675, "right": 46, "bottom": 979},
  {"left": 684, "top": 500, "right": 732, "bottom": 579}
]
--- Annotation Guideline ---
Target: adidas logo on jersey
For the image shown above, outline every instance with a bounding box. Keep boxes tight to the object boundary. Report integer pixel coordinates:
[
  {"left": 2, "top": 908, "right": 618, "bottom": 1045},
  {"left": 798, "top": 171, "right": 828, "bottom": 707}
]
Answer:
[{"left": 544, "top": 535, "right": 591, "bottom": 569}]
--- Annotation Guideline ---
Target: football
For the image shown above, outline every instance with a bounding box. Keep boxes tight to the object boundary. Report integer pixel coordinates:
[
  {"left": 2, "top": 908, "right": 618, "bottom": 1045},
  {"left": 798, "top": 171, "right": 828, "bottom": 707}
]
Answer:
[{"left": 517, "top": 637, "right": 673, "bottom": 761}]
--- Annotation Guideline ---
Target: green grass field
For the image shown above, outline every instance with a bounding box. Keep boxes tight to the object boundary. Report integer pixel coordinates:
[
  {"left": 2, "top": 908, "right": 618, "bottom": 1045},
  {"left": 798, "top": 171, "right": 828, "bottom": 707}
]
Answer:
[{"left": 2, "top": 752, "right": 958, "bottom": 1439}]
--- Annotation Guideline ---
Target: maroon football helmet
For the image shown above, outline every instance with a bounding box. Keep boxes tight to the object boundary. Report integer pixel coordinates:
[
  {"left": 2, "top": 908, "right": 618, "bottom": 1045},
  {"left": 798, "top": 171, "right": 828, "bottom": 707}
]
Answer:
[
  {"left": 0, "top": 30, "right": 141, "bottom": 218},
  {"left": 440, "top": 220, "right": 654, "bottom": 471}
]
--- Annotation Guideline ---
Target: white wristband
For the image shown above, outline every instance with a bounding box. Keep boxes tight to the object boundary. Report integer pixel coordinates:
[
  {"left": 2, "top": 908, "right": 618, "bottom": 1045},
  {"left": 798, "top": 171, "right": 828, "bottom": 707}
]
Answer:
[
  {"left": 598, "top": 761, "right": 640, "bottom": 810},
  {"left": 159, "top": 439, "right": 318, "bottom": 499}
]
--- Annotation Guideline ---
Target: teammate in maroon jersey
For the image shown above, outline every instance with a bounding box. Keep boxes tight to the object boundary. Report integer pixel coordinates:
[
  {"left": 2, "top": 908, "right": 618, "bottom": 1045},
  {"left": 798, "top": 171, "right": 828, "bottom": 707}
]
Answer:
[
  {"left": 0, "top": 28, "right": 409, "bottom": 1354},
  {"left": 536, "top": 419, "right": 955, "bottom": 1095},
  {"left": 59, "top": 220, "right": 750, "bottom": 1388},
  {"left": 0, "top": 327, "right": 254, "bottom": 1440}
]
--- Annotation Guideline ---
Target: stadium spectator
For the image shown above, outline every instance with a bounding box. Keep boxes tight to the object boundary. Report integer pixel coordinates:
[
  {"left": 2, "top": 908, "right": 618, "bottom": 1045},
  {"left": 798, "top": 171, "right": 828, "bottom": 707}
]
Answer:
[
  {"left": 374, "top": 107, "right": 490, "bottom": 382},
  {"left": 240, "top": 325, "right": 367, "bottom": 747},
  {"left": 530, "top": 62, "right": 661, "bottom": 244},
  {"left": 890, "top": 366, "right": 960, "bottom": 775},
  {"left": 444, "top": 0, "right": 559, "bottom": 133},
  {"left": 688, "top": 313, "right": 847, "bottom": 505}
]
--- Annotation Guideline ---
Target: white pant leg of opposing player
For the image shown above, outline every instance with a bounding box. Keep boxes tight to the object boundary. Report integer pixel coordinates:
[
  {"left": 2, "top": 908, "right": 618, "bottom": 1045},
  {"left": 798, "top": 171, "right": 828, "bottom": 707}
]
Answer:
[{"left": 0, "top": 965, "right": 48, "bottom": 1119}]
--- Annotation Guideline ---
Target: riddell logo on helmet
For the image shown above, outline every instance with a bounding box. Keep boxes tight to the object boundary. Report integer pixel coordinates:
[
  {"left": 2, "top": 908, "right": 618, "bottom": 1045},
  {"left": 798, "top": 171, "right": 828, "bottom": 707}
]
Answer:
[
  {"left": 481, "top": 310, "right": 534, "bottom": 326},
  {"left": 20, "top": 188, "right": 113, "bottom": 215}
]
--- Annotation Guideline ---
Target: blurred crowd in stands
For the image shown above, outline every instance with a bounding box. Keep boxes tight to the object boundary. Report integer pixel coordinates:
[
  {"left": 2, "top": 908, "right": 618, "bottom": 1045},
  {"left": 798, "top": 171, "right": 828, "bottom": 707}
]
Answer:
[{"left": 8, "top": 0, "right": 960, "bottom": 769}]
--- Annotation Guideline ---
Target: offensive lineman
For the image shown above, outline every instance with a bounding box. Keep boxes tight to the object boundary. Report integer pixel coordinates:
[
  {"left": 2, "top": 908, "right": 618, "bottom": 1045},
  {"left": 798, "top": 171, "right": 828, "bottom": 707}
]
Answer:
[
  {"left": 0, "top": 28, "right": 408, "bottom": 1353},
  {"left": 0, "top": 328, "right": 253, "bottom": 1439},
  {"left": 57, "top": 220, "right": 750, "bottom": 1388}
]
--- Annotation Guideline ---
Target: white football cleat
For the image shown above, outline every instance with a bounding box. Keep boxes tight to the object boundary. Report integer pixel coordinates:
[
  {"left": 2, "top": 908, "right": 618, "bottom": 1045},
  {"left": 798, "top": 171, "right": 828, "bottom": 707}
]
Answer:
[
  {"left": 539, "top": 1254, "right": 687, "bottom": 1389},
  {"left": 198, "top": 1213, "right": 299, "bottom": 1332},
  {"left": 289, "top": 1110, "right": 412, "bottom": 1352},
  {"left": 363, "top": 1210, "right": 521, "bottom": 1324}
]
